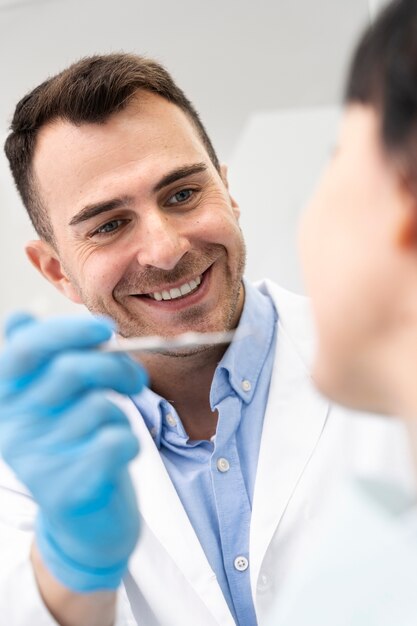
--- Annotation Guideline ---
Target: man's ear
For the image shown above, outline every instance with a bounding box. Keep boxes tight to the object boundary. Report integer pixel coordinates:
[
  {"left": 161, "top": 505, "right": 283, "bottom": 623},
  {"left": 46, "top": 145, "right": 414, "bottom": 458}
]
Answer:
[
  {"left": 25, "top": 240, "right": 83, "bottom": 304},
  {"left": 220, "top": 163, "right": 241, "bottom": 220}
]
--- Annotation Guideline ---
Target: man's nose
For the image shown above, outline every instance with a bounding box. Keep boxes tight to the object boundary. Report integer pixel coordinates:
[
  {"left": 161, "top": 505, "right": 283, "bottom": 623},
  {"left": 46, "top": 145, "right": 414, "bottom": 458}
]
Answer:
[{"left": 135, "top": 212, "right": 191, "bottom": 270}]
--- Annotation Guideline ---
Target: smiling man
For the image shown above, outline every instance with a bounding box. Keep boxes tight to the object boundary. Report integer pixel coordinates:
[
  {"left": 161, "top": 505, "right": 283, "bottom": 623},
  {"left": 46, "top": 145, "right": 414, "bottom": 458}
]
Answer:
[
  {"left": 0, "top": 54, "right": 414, "bottom": 626},
  {"left": 28, "top": 91, "right": 245, "bottom": 342}
]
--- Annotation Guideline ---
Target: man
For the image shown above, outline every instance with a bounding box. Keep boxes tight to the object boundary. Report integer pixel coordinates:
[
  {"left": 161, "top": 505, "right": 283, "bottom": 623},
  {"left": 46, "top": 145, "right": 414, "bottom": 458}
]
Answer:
[{"left": 0, "top": 53, "right": 413, "bottom": 626}]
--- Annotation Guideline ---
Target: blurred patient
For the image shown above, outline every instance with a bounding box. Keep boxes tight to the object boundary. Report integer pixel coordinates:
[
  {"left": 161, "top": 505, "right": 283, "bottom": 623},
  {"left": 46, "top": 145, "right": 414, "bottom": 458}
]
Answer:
[
  {"left": 272, "top": 0, "right": 417, "bottom": 624},
  {"left": 302, "top": 0, "right": 417, "bottom": 433}
]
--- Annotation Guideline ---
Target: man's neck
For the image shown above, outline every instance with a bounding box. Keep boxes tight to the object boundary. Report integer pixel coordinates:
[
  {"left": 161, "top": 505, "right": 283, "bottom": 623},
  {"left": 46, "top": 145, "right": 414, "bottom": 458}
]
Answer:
[
  {"left": 138, "top": 344, "right": 227, "bottom": 440},
  {"left": 133, "top": 281, "right": 246, "bottom": 440}
]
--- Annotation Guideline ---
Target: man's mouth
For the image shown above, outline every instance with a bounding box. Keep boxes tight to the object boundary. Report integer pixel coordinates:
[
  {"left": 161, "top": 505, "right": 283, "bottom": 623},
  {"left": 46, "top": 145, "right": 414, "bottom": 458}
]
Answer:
[{"left": 147, "top": 275, "right": 202, "bottom": 301}]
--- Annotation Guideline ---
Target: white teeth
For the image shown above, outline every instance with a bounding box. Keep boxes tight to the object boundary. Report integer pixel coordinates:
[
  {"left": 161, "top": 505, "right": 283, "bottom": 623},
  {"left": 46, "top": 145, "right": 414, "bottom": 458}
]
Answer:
[
  {"left": 149, "top": 275, "right": 202, "bottom": 301},
  {"left": 170, "top": 288, "right": 182, "bottom": 299},
  {"left": 180, "top": 283, "right": 192, "bottom": 296}
]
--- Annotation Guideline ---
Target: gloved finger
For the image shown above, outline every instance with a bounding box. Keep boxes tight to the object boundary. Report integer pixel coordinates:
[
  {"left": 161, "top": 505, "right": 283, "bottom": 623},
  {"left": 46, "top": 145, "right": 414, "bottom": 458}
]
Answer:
[
  {"left": 0, "top": 315, "right": 115, "bottom": 383},
  {"left": 69, "top": 421, "right": 139, "bottom": 490},
  {"left": 56, "top": 393, "right": 137, "bottom": 447},
  {"left": 1, "top": 350, "right": 147, "bottom": 409},
  {"left": 3, "top": 312, "right": 37, "bottom": 339},
  {"left": 0, "top": 392, "right": 129, "bottom": 461},
  {"left": 36, "top": 466, "right": 140, "bottom": 570},
  {"left": 30, "top": 423, "right": 140, "bottom": 514}
]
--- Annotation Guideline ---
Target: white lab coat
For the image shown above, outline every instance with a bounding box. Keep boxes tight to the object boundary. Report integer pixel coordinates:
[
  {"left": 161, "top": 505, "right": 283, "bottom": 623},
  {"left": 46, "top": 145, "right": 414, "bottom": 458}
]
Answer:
[
  {"left": 0, "top": 280, "right": 414, "bottom": 625},
  {"left": 266, "top": 478, "right": 417, "bottom": 626}
]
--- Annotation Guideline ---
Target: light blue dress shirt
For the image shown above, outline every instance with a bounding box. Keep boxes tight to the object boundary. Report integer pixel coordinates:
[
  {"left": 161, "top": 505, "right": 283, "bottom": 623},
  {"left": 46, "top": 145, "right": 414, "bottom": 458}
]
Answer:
[{"left": 131, "top": 280, "right": 277, "bottom": 626}]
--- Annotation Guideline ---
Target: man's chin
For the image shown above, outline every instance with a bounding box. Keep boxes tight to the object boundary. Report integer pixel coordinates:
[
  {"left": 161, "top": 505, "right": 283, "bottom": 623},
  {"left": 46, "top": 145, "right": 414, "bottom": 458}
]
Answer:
[{"left": 151, "top": 344, "right": 215, "bottom": 358}]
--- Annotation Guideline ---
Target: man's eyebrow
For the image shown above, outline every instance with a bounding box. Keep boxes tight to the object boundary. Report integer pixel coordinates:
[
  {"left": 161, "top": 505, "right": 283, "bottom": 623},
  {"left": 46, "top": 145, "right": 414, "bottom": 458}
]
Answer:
[
  {"left": 69, "top": 197, "right": 133, "bottom": 227},
  {"left": 153, "top": 162, "right": 208, "bottom": 192},
  {"left": 68, "top": 163, "right": 208, "bottom": 227}
]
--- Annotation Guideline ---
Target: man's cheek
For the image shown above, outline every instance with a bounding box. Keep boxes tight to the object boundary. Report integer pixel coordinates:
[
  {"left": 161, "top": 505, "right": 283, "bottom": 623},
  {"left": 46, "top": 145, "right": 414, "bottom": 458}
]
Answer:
[{"left": 86, "top": 256, "right": 126, "bottom": 291}]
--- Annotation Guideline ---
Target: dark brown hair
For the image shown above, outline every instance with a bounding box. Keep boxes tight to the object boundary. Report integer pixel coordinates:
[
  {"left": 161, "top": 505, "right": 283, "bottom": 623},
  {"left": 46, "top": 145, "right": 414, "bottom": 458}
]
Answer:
[
  {"left": 4, "top": 53, "right": 220, "bottom": 243},
  {"left": 345, "top": 0, "right": 417, "bottom": 160}
]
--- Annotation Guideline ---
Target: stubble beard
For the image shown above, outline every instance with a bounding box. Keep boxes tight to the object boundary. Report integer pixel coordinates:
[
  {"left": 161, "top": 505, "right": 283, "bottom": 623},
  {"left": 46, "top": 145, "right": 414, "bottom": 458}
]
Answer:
[{"left": 66, "top": 240, "right": 247, "bottom": 347}]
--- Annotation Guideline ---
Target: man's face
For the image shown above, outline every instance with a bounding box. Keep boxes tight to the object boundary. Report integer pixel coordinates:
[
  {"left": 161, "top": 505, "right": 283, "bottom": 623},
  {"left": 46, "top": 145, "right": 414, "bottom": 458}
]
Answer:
[
  {"left": 30, "top": 92, "right": 246, "bottom": 340},
  {"left": 299, "top": 105, "right": 413, "bottom": 413}
]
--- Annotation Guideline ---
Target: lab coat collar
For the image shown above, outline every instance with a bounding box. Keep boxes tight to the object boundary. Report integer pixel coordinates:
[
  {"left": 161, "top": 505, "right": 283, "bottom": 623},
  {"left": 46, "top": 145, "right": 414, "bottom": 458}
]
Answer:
[{"left": 249, "top": 279, "right": 330, "bottom": 593}]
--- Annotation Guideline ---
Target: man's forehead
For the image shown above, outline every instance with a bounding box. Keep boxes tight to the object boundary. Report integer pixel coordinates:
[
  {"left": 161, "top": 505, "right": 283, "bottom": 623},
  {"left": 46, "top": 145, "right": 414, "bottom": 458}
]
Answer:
[
  {"left": 35, "top": 91, "right": 198, "bottom": 150},
  {"left": 35, "top": 97, "right": 207, "bottom": 173},
  {"left": 32, "top": 97, "right": 214, "bottom": 222}
]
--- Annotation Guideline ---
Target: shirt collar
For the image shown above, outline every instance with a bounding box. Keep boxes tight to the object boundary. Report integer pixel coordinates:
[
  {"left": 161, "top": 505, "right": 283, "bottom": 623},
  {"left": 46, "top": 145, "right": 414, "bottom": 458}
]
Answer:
[
  {"left": 130, "top": 278, "right": 277, "bottom": 442},
  {"left": 210, "top": 278, "right": 277, "bottom": 407},
  {"left": 131, "top": 386, "right": 164, "bottom": 448}
]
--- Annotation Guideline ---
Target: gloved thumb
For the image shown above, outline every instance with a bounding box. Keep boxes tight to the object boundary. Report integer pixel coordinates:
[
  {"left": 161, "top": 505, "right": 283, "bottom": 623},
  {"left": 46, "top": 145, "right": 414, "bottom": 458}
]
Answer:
[{"left": 3, "top": 312, "right": 36, "bottom": 340}]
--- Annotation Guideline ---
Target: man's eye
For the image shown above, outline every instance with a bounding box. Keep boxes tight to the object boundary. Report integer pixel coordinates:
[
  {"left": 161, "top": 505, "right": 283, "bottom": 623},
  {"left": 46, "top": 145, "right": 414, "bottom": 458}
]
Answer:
[
  {"left": 167, "top": 189, "right": 194, "bottom": 205},
  {"left": 93, "top": 219, "right": 125, "bottom": 236}
]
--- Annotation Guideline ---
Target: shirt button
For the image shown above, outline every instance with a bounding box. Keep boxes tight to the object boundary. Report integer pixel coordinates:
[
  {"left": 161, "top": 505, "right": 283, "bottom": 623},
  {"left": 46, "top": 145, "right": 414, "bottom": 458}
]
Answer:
[
  {"left": 241, "top": 379, "right": 251, "bottom": 392},
  {"left": 234, "top": 556, "right": 249, "bottom": 572},
  {"left": 216, "top": 457, "right": 230, "bottom": 473},
  {"left": 165, "top": 413, "right": 176, "bottom": 427}
]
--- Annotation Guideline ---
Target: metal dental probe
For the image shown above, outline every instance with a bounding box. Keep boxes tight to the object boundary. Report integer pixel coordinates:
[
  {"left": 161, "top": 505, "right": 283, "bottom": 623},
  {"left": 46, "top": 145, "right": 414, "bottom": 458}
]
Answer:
[{"left": 99, "top": 329, "right": 248, "bottom": 354}]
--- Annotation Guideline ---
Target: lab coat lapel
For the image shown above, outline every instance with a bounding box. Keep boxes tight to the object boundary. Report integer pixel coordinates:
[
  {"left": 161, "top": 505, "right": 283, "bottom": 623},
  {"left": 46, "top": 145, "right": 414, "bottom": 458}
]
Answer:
[
  {"left": 113, "top": 394, "right": 235, "bottom": 625},
  {"left": 249, "top": 284, "right": 330, "bottom": 592}
]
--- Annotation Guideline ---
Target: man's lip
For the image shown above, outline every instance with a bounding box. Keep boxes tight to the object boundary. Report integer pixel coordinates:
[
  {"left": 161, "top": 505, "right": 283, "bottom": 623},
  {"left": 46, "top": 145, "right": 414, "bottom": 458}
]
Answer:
[
  {"left": 127, "top": 264, "right": 213, "bottom": 311},
  {"left": 130, "top": 266, "right": 212, "bottom": 298}
]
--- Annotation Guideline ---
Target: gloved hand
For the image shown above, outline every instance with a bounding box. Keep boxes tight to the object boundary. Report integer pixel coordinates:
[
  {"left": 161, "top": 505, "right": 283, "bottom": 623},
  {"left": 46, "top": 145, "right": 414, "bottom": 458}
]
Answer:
[{"left": 0, "top": 313, "right": 147, "bottom": 592}]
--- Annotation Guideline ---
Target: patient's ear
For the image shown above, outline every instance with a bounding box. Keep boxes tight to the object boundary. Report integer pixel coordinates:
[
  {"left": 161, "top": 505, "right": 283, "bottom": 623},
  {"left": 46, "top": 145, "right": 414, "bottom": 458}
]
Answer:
[
  {"left": 396, "top": 212, "right": 417, "bottom": 249},
  {"left": 387, "top": 155, "right": 417, "bottom": 254},
  {"left": 25, "top": 240, "right": 83, "bottom": 304}
]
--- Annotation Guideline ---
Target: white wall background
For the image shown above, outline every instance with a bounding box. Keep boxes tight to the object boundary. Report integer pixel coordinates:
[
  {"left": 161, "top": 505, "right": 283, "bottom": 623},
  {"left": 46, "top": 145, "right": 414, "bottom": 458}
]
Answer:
[
  {"left": 229, "top": 107, "right": 341, "bottom": 292},
  {"left": 0, "top": 0, "right": 381, "bottom": 320}
]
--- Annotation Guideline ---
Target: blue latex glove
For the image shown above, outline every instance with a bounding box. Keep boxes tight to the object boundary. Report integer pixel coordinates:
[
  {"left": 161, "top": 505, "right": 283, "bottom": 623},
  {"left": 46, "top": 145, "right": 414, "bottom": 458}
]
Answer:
[{"left": 0, "top": 313, "right": 147, "bottom": 592}]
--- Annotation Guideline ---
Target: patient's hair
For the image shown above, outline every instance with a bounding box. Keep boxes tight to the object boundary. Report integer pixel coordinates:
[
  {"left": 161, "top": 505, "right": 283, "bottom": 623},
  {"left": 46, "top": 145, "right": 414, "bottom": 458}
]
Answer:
[
  {"left": 4, "top": 53, "right": 220, "bottom": 244},
  {"left": 346, "top": 0, "right": 417, "bottom": 164}
]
